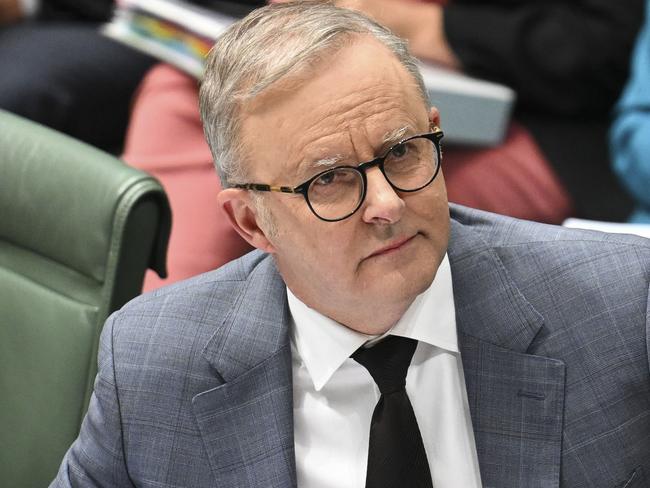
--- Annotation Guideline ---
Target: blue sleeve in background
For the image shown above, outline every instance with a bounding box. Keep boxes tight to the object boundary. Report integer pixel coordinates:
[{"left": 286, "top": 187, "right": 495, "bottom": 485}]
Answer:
[{"left": 611, "top": 0, "right": 650, "bottom": 223}]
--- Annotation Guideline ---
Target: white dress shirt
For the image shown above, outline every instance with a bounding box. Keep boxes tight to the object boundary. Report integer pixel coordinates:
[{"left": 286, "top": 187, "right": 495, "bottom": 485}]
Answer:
[{"left": 288, "top": 254, "right": 482, "bottom": 488}]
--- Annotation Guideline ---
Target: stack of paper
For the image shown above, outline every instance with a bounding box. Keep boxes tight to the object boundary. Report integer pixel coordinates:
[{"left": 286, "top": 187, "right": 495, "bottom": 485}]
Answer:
[
  {"left": 104, "top": 0, "right": 233, "bottom": 77},
  {"left": 104, "top": 0, "right": 515, "bottom": 146}
]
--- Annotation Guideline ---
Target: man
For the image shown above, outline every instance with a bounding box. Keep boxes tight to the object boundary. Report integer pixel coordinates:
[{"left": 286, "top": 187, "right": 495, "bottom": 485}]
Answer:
[{"left": 52, "top": 3, "right": 650, "bottom": 487}]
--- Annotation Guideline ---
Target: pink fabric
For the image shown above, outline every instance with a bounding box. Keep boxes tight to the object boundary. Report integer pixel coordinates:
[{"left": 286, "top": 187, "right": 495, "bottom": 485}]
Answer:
[
  {"left": 444, "top": 123, "right": 573, "bottom": 224},
  {"left": 123, "top": 63, "right": 572, "bottom": 290},
  {"left": 122, "top": 64, "right": 253, "bottom": 291}
]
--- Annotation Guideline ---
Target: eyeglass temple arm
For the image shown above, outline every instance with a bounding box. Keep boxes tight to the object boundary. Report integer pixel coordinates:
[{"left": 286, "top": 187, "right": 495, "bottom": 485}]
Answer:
[{"left": 232, "top": 183, "right": 299, "bottom": 194}]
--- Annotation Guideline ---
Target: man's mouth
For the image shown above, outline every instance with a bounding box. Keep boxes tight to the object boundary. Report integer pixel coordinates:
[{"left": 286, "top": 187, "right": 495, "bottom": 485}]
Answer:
[{"left": 365, "top": 234, "right": 417, "bottom": 259}]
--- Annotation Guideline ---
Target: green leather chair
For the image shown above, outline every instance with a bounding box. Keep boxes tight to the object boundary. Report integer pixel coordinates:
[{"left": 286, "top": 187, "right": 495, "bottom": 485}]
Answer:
[{"left": 0, "top": 110, "right": 171, "bottom": 487}]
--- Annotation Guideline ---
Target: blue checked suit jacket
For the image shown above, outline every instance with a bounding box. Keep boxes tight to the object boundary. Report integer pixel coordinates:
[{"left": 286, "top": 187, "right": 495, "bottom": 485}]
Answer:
[{"left": 52, "top": 205, "right": 650, "bottom": 488}]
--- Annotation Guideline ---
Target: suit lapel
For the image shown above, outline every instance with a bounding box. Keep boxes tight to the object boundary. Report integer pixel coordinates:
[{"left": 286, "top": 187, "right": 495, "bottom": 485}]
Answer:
[
  {"left": 191, "top": 256, "right": 297, "bottom": 488},
  {"left": 448, "top": 215, "right": 566, "bottom": 488}
]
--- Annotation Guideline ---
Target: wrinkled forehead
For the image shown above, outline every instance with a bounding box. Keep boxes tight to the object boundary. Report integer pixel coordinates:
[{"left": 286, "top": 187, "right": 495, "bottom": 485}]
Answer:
[{"left": 238, "top": 36, "right": 429, "bottom": 181}]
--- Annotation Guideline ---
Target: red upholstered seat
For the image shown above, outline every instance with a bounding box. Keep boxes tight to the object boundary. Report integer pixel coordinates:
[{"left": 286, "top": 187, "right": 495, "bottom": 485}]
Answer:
[{"left": 444, "top": 123, "right": 573, "bottom": 224}]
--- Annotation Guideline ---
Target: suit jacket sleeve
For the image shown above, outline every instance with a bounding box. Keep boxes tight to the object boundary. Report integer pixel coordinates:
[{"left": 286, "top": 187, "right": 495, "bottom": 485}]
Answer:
[
  {"left": 50, "top": 314, "right": 133, "bottom": 487},
  {"left": 444, "top": 0, "right": 644, "bottom": 115}
]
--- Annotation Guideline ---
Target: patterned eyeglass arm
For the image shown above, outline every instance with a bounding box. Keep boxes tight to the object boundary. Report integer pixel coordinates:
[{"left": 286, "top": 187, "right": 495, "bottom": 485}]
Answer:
[{"left": 232, "top": 183, "right": 299, "bottom": 194}]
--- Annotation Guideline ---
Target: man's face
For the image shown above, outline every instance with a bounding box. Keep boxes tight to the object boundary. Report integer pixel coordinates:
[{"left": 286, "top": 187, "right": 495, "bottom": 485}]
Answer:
[{"left": 225, "top": 36, "right": 450, "bottom": 334}]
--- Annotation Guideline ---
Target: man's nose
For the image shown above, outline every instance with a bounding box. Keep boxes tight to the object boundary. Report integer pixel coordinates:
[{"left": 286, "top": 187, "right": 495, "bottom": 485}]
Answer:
[{"left": 361, "top": 166, "right": 405, "bottom": 224}]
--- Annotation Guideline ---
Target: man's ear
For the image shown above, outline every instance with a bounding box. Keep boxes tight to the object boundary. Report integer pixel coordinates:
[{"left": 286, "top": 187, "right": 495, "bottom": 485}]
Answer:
[
  {"left": 217, "top": 188, "right": 276, "bottom": 253},
  {"left": 429, "top": 106, "right": 441, "bottom": 128}
]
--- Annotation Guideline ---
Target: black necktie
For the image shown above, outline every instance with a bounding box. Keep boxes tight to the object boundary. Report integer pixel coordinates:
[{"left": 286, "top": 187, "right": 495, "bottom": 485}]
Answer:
[{"left": 352, "top": 335, "right": 433, "bottom": 488}]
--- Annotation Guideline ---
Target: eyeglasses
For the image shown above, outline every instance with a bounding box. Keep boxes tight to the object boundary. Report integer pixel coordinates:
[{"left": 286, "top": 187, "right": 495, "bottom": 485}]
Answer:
[{"left": 232, "top": 127, "right": 443, "bottom": 222}]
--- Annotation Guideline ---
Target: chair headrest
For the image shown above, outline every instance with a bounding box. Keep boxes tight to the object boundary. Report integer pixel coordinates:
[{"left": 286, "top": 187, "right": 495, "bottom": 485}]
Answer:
[{"left": 0, "top": 110, "right": 170, "bottom": 282}]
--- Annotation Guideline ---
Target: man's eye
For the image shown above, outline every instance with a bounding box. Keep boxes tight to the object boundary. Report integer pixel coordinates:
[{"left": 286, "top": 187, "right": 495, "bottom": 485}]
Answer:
[
  {"left": 314, "top": 171, "right": 338, "bottom": 186},
  {"left": 389, "top": 143, "right": 409, "bottom": 159}
]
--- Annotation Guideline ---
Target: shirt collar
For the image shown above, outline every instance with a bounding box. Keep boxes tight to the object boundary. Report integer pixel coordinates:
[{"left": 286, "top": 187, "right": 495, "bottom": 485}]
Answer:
[{"left": 288, "top": 254, "right": 457, "bottom": 391}]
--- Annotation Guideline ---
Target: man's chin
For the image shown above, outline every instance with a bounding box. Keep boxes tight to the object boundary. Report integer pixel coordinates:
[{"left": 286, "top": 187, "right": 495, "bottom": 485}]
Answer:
[{"left": 366, "top": 267, "right": 436, "bottom": 307}]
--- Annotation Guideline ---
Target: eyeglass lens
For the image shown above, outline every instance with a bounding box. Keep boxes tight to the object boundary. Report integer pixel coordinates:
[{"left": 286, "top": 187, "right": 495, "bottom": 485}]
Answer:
[{"left": 307, "top": 136, "right": 439, "bottom": 221}]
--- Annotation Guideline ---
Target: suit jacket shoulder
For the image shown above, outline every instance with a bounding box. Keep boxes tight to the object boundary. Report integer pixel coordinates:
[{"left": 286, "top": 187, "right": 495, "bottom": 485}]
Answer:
[
  {"left": 51, "top": 250, "right": 291, "bottom": 487},
  {"left": 450, "top": 204, "right": 650, "bottom": 346},
  {"left": 111, "top": 250, "right": 269, "bottom": 371}
]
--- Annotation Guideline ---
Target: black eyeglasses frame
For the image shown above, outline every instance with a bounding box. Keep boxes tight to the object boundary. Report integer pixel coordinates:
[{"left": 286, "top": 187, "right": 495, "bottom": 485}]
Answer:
[{"left": 232, "top": 127, "right": 444, "bottom": 222}]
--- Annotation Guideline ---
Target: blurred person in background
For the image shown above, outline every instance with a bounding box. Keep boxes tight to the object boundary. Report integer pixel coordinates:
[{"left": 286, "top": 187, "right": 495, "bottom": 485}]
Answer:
[
  {"left": 0, "top": 0, "right": 154, "bottom": 152},
  {"left": 610, "top": 0, "right": 650, "bottom": 224}
]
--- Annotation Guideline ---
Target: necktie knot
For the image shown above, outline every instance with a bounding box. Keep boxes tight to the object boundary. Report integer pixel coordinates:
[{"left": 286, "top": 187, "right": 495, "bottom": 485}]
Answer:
[{"left": 352, "top": 335, "right": 417, "bottom": 394}]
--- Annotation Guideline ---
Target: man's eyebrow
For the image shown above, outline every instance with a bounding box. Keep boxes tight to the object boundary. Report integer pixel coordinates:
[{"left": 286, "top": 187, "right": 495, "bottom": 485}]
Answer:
[
  {"left": 294, "top": 154, "right": 344, "bottom": 181},
  {"left": 382, "top": 125, "right": 413, "bottom": 146},
  {"left": 313, "top": 155, "right": 344, "bottom": 168},
  {"left": 299, "top": 125, "right": 414, "bottom": 176}
]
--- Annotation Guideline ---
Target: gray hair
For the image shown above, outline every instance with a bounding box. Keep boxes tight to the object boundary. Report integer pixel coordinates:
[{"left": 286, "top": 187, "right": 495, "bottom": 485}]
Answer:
[{"left": 199, "top": 0, "right": 429, "bottom": 186}]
